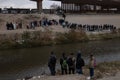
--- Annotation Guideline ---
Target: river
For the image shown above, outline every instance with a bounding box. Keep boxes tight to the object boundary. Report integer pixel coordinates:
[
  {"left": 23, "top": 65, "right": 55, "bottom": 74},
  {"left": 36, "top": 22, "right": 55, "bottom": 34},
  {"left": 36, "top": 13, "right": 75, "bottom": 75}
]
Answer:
[{"left": 0, "top": 39, "right": 120, "bottom": 80}]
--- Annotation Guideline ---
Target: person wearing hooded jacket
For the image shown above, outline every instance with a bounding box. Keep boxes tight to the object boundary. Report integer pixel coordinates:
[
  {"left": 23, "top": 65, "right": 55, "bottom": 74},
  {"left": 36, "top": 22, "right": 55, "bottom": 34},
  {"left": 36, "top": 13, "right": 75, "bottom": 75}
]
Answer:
[
  {"left": 67, "top": 53, "right": 76, "bottom": 74},
  {"left": 48, "top": 51, "right": 56, "bottom": 76},
  {"left": 76, "top": 51, "right": 85, "bottom": 74},
  {"left": 60, "top": 53, "right": 68, "bottom": 75}
]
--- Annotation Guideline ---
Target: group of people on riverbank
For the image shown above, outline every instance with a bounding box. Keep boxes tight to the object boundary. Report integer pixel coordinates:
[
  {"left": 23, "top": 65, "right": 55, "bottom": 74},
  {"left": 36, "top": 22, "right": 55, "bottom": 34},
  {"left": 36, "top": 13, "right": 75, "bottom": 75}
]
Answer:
[
  {"left": 5, "top": 14, "right": 117, "bottom": 33},
  {"left": 61, "top": 21, "right": 117, "bottom": 32},
  {"left": 26, "top": 17, "right": 59, "bottom": 29},
  {"left": 48, "top": 51, "right": 96, "bottom": 79},
  {"left": 59, "top": 14, "right": 117, "bottom": 32},
  {"left": 6, "top": 22, "right": 22, "bottom": 30},
  {"left": 6, "top": 17, "right": 59, "bottom": 30}
]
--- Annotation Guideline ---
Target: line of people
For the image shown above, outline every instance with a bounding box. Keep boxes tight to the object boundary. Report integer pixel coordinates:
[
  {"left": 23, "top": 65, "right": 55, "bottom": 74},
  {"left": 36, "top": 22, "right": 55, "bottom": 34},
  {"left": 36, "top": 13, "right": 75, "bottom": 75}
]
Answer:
[
  {"left": 6, "top": 22, "right": 22, "bottom": 30},
  {"left": 26, "top": 17, "right": 59, "bottom": 29},
  {"left": 6, "top": 17, "right": 59, "bottom": 30},
  {"left": 48, "top": 51, "right": 96, "bottom": 79},
  {"left": 60, "top": 20, "right": 117, "bottom": 32}
]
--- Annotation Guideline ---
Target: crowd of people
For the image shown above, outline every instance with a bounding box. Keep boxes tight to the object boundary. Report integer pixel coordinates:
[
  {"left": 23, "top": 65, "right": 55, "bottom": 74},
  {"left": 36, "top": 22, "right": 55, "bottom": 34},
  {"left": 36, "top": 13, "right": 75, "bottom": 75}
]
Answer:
[
  {"left": 59, "top": 14, "right": 117, "bottom": 32},
  {"left": 6, "top": 14, "right": 117, "bottom": 33},
  {"left": 48, "top": 51, "right": 96, "bottom": 79},
  {"left": 26, "top": 17, "right": 59, "bottom": 29},
  {"left": 6, "top": 17, "right": 59, "bottom": 30},
  {"left": 6, "top": 22, "right": 22, "bottom": 30},
  {"left": 61, "top": 21, "right": 117, "bottom": 32}
]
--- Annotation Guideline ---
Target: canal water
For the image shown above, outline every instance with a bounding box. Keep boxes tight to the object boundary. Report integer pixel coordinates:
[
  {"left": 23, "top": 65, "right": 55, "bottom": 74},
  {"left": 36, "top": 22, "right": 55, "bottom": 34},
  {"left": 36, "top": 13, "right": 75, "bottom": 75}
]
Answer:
[{"left": 0, "top": 39, "right": 120, "bottom": 80}]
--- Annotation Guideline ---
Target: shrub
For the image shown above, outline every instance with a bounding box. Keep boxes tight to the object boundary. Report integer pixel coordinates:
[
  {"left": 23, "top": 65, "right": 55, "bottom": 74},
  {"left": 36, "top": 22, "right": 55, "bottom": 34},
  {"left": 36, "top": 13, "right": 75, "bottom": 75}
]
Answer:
[
  {"left": 22, "top": 31, "right": 31, "bottom": 41},
  {"left": 55, "top": 30, "right": 89, "bottom": 44}
]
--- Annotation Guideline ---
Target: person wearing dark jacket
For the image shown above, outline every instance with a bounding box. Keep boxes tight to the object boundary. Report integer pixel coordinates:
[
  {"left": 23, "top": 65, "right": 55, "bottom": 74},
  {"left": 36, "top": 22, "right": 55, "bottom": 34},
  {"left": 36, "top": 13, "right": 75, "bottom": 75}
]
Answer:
[
  {"left": 60, "top": 53, "right": 68, "bottom": 75},
  {"left": 76, "top": 51, "right": 85, "bottom": 74},
  {"left": 10, "top": 22, "right": 14, "bottom": 30},
  {"left": 48, "top": 51, "right": 56, "bottom": 76},
  {"left": 62, "top": 13, "right": 66, "bottom": 20},
  {"left": 67, "top": 53, "right": 75, "bottom": 74},
  {"left": 6, "top": 22, "right": 9, "bottom": 30}
]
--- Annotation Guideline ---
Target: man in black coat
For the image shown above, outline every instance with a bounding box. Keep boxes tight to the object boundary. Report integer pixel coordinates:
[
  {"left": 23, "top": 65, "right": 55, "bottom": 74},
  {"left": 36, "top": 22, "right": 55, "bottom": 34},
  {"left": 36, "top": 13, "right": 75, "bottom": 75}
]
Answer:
[
  {"left": 60, "top": 53, "right": 68, "bottom": 75},
  {"left": 67, "top": 53, "right": 76, "bottom": 74},
  {"left": 76, "top": 51, "right": 85, "bottom": 74},
  {"left": 48, "top": 51, "right": 56, "bottom": 76}
]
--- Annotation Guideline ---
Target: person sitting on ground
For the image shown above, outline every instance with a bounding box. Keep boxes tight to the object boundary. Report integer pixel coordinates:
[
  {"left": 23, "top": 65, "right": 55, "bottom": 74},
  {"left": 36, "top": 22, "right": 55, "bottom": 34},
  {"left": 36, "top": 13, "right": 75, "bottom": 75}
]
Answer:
[
  {"left": 60, "top": 53, "right": 68, "bottom": 75},
  {"left": 62, "top": 21, "right": 66, "bottom": 28},
  {"left": 48, "top": 51, "right": 57, "bottom": 76},
  {"left": 59, "top": 19, "right": 64, "bottom": 25},
  {"left": 67, "top": 53, "right": 76, "bottom": 74},
  {"left": 76, "top": 51, "right": 85, "bottom": 74}
]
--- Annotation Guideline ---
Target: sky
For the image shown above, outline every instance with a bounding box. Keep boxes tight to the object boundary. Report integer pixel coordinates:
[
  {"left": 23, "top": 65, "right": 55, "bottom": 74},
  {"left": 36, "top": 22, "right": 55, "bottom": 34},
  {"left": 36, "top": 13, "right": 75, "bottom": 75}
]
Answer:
[{"left": 0, "top": 0, "right": 61, "bottom": 9}]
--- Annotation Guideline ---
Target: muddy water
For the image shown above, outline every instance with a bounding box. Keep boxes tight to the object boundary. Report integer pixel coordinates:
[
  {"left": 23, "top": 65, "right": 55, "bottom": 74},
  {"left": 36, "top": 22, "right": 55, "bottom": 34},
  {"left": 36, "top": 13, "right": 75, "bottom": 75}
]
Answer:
[{"left": 0, "top": 39, "right": 120, "bottom": 80}]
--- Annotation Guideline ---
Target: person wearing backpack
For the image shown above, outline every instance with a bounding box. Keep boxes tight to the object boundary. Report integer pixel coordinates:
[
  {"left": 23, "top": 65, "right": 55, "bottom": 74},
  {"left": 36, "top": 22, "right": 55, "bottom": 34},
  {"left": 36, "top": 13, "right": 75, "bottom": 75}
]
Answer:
[
  {"left": 76, "top": 51, "right": 85, "bottom": 74},
  {"left": 67, "top": 53, "right": 76, "bottom": 74},
  {"left": 60, "top": 53, "right": 68, "bottom": 75},
  {"left": 48, "top": 51, "right": 57, "bottom": 76}
]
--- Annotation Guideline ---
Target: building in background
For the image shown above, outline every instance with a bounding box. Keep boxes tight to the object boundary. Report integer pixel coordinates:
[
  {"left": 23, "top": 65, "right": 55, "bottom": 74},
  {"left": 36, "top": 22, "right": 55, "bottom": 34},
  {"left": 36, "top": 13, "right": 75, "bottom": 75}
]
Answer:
[
  {"left": 51, "top": 0, "right": 120, "bottom": 13},
  {"left": 1, "top": 0, "right": 120, "bottom": 14}
]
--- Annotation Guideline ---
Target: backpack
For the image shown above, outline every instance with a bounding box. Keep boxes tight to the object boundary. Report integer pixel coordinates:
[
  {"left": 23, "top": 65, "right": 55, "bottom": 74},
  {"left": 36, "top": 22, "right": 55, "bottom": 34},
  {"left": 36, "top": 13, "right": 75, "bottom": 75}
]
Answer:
[
  {"left": 76, "top": 58, "right": 85, "bottom": 68},
  {"left": 68, "top": 58, "right": 74, "bottom": 66},
  {"left": 62, "top": 59, "right": 67, "bottom": 68}
]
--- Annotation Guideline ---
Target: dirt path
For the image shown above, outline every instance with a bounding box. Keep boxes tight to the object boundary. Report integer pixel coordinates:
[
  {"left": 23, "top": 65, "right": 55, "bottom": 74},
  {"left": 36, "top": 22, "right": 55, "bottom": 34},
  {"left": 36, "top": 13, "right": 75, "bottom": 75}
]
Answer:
[
  {"left": 19, "top": 72, "right": 120, "bottom": 80},
  {"left": 98, "top": 72, "right": 120, "bottom": 80},
  {"left": 27, "top": 74, "right": 86, "bottom": 80}
]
